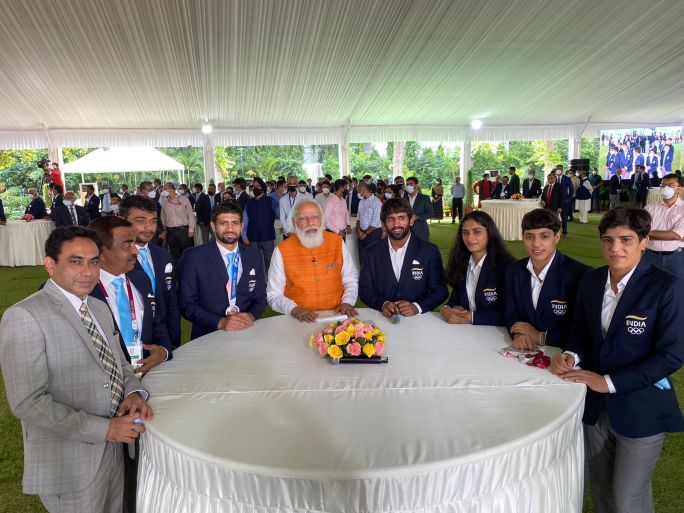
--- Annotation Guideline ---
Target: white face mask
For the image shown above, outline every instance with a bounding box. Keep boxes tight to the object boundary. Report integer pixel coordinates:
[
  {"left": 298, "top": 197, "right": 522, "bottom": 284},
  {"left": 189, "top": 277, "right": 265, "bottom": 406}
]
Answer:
[
  {"left": 111, "top": 205, "right": 120, "bottom": 212},
  {"left": 161, "top": 190, "right": 170, "bottom": 197},
  {"left": 555, "top": 170, "right": 562, "bottom": 176},
  {"left": 661, "top": 186, "right": 676, "bottom": 200},
  {"left": 384, "top": 192, "right": 393, "bottom": 199},
  {"left": 357, "top": 193, "right": 364, "bottom": 200},
  {"left": 28, "top": 193, "right": 35, "bottom": 200},
  {"left": 103, "top": 188, "right": 110, "bottom": 194},
  {"left": 63, "top": 200, "right": 73, "bottom": 207},
  {"left": 298, "top": 186, "right": 307, "bottom": 193},
  {"left": 405, "top": 185, "right": 415, "bottom": 194},
  {"left": 322, "top": 187, "right": 330, "bottom": 194},
  {"left": 147, "top": 190, "right": 157, "bottom": 199},
  {"left": 266, "top": 187, "right": 273, "bottom": 194},
  {"left": 528, "top": 174, "right": 534, "bottom": 179}
]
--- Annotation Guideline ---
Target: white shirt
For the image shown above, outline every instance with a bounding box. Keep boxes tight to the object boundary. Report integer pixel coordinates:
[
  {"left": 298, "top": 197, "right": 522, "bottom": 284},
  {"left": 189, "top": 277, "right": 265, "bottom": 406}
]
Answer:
[
  {"left": 466, "top": 254, "right": 486, "bottom": 312},
  {"left": 409, "top": 193, "right": 417, "bottom": 208},
  {"left": 99, "top": 270, "right": 144, "bottom": 340},
  {"left": 266, "top": 238, "right": 359, "bottom": 315},
  {"left": 386, "top": 235, "right": 423, "bottom": 314},
  {"left": 315, "top": 193, "right": 331, "bottom": 209},
  {"left": 279, "top": 192, "right": 311, "bottom": 235},
  {"left": 526, "top": 253, "right": 555, "bottom": 309}
]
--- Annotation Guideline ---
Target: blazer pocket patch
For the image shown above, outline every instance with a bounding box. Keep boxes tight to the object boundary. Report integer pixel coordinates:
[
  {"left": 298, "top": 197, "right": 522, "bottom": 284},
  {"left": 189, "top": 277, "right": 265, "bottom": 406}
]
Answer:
[
  {"left": 411, "top": 267, "right": 423, "bottom": 280},
  {"left": 248, "top": 280, "right": 256, "bottom": 293},
  {"left": 625, "top": 314, "right": 647, "bottom": 335},
  {"left": 550, "top": 299, "right": 568, "bottom": 316},
  {"left": 483, "top": 288, "right": 497, "bottom": 302}
]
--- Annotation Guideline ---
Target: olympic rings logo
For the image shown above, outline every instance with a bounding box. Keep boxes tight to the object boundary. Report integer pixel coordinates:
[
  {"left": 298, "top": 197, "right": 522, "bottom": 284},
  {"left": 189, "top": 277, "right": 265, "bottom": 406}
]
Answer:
[{"left": 627, "top": 327, "right": 645, "bottom": 335}]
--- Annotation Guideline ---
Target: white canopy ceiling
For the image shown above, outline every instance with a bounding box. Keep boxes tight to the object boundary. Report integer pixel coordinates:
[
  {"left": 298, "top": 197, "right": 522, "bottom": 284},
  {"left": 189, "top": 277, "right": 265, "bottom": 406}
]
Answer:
[
  {"left": 61, "top": 147, "right": 184, "bottom": 173},
  {"left": 0, "top": 0, "right": 682, "bottom": 148}
]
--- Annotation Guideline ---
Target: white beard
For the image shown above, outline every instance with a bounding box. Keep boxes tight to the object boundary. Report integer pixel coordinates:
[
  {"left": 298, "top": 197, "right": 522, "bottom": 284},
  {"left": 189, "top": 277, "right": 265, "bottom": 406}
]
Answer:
[{"left": 295, "top": 225, "right": 324, "bottom": 249}]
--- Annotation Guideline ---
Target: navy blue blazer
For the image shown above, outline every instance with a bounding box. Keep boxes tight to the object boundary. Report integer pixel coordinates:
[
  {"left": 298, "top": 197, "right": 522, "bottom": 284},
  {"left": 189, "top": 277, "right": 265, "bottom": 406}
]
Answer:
[
  {"left": 560, "top": 176, "right": 574, "bottom": 204},
  {"left": 409, "top": 193, "right": 434, "bottom": 241},
  {"left": 25, "top": 197, "right": 47, "bottom": 219},
  {"left": 522, "top": 178, "right": 542, "bottom": 198},
  {"left": 505, "top": 252, "right": 591, "bottom": 349},
  {"left": 85, "top": 195, "right": 101, "bottom": 220},
  {"left": 359, "top": 235, "right": 448, "bottom": 313},
  {"left": 566, "top": 261, "right": 684, "bottom": 437},
  {"left": 446, "top": 254, "right": 514, "bottom": 326},
  {"left": 133, "top": 243, "right": 182, "bottom": 348},
  {"left": 178, "top": 241, "right": 267, "bottom": 340},
  {"left": 508, "top": 173, "right": 521, "bottom": 195},
  {"left": 646, "top": 155, "right": 659, "bottom": 174},
  {"left": 0, "top": 198, "right": 6, "bottom": 222},
  {"left": 89, "top": 269, "right": 173, "bottom": 363},
  {"left": 52, "top": 204, "right": 88, "bottom": 227},
  {"left": 194, "top": 192, "right": 212, "bottom": 225}
]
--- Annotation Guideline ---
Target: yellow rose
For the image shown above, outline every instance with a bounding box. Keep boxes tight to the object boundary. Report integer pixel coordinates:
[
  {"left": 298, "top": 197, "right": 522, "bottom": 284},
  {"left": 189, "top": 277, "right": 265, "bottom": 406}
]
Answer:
[
  {"left": 346, "top": 325, "right": 356, "bottom": 336},
  {"left": 309, "top": 335, "right": 315, "bottom": 348},
  {"left": 373, "top": 328, "right": 381, "bottom": 336},
  {"left": 324, "top": 334, "right": 334, "bottom": 344},
  {"left": 365, "top": 331, "right": 373, "bottom": 340},
  {"left": 377, "top": 334, "right": 385, "bottom": 342},
  {"left": 327, "top": 345, "right": 343, "bottom": 359},
  {"left": 362, "top": 343, "right": 376, "bottom": 358},
  {"left": 335, "top": 331, "right": 350, "bottom": 346}
]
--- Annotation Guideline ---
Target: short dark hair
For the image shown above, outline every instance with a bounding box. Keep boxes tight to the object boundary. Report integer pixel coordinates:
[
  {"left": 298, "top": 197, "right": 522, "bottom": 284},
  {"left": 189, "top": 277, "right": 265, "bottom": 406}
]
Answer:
[
  {"left": 380, "top": 197, "right": 413, "bottom": 223},
  {"left": 233, "top": 178, "right": 246, "bottom": 190},
  {"left": 139, "top": 180, "right": 153, "bottom": 190},
  {"left": 193, "top": 183, "right": 203, "bottom": 190},
  {"left": 661, "top": 173, "right": 682, "bottom": 186},
  {"left": 333, "top": 179, "right": 346, "bottom": 192},
  {"left": 406, "top": 176, "right": 418, "bottom": 185},
  {"left": 521, "top": 208, "right": 561, "bottom": 234},
  {"left": 211, "top": 200, "right": 243, "bottom": 224},
  {"left": 52, "top": 183, "right": 63, "bottom": 194},
  {"left": 45, "top": 226, "right": 102, "bottom": 262},
  {"left": 86, "top": 185, "right": 95, "bottom": 192},
  {"left": 89, "top": 216, "right": 133, "bottom": 249},
  {"left": 598, "top": 206, "right": 651, "bottom": 240},
  {"left": 119, "top": 195, "right": 157, "bottom": 218}
]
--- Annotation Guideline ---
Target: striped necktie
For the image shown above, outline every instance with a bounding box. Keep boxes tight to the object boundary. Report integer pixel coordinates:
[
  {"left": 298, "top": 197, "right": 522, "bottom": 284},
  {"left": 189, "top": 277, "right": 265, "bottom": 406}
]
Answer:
[{"left": 79, "top": 302, "right": 124, "bottom": 416}]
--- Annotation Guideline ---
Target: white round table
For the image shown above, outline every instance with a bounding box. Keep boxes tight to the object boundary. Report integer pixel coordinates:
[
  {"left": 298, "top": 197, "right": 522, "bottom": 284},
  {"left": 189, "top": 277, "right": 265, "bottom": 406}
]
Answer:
[
  {"left": 138, "top": 309, "right": 585, "bottom": 513},
  {"left": 0, "top": 219, "right": 55, "bottom": 266},
  {"left": 480, "top": 199, "right": 541, "bottom": 241}
]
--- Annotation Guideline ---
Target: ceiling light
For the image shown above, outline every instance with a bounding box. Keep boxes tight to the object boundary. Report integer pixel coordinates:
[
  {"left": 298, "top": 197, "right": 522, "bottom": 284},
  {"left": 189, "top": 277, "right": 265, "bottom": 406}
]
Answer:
[
  {"left": 471, "top": 119, "right": 482, "bottom": 130},
  {"left": 201, "top": 123, "right": 213, "bottom": 134}
]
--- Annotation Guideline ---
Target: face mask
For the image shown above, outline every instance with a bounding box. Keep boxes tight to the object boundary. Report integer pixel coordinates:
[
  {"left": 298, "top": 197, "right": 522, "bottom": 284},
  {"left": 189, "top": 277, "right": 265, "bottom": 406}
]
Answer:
[
  {"left": 147, "top": 190, "right": 157, "bottom": 199},
  {"left": 593, "top": 171, "right": 598, "bottom": 175},
  {"left": 357, "top": 193, "right": 364, "bottom": 200},
  {"left": 574, "top": 172, "right": 579, "bottom": 176},
  {"left": 266, "top": 187, "right": 273, "bottom": 194},
  {"left": 322, "top": 187, "right": 330, "bottom": 194},
  {"left": 111, "top": 205, "right": 120, "bottom": 213},
  {"left": 528, "top": 174, "right": 534, "bottom": 179},
  {"left": 63, "top": 200, "right": 73, "bottom": 207},
  {"left": 364, "top": 179, "right": 371, "bottom": 184},
  {"left": 555, "top": 170, "right": 562, "bottom": 176},
  {"left": 253, "top": 188, "right": 262, "bottom": 196},
  {"left": 661, "top": 186, "right": 675, "bottom": 200},
  {"left": 161, "top": 190, "right": 170, "bottom": 197},
  {"left": 384, "top": 192, "right": 393, "bottom": 199},
  {"left": 28, "top": 194, "right": 35, "bottom": 200},
  {"left": 288, "top": 185, "right": 297, "bottom": 192},
  {"left": 102, "top": 188, "right": 110, "bottom": 194},
  {"left": 298, "top": 186, "right": 307, "bottom": 193},
  {"left": 405, "top": 185, "right": 415, "bottom": 194}
]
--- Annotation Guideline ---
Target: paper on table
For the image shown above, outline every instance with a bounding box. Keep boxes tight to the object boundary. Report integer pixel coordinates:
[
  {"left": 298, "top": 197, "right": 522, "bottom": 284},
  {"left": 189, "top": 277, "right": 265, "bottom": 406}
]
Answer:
[{"left": 315, "top": 311, "right": 348, "bottom": 323}]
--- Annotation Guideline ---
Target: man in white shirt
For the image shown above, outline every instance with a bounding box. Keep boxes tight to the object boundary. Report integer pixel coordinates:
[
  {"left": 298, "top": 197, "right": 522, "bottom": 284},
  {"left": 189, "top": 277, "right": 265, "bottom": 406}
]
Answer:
[
  {"left": 356, "top": 181, "right": 383, "bottom": 262},
  {"left": 551, "top": 207, "right": 684, "bottom": 513},
  {"left": 279, "top": 175, "right": 311, "bottom": 237},
  {"left": 643, "top": 173, "right": 684, "bottom": 279},
  {"left": 0, "top": 226, "right": 150, "bottom": 513},
  {"left": 267, "top": 199, "right": 358, "bottom": 322}
]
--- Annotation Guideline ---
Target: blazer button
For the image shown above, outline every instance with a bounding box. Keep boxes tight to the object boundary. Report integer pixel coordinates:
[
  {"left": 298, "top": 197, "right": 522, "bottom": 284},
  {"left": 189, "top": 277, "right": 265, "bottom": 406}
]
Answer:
[{"left": 104, "top": 383, "right": 110, "bottom": 388}]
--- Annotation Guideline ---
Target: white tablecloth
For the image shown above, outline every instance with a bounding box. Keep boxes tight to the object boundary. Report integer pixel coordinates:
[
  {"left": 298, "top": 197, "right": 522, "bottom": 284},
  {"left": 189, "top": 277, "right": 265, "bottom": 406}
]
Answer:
[
  {"left": 138, "top": 309, "right": 585, "bottom": 513},
  {"left": 480, "top": 199, "right": 541, "bottom": 241},
  {"left": 0, "top": 220, "right": 55, "bottom": 266}
]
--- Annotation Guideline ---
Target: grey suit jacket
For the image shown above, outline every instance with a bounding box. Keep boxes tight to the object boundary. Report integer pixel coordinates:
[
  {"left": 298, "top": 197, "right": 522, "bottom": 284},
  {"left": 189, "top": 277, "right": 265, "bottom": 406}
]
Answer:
[
  {"left": 410, "top": 193, "right": 434, "bottom": 241},
  {"left": 0, "top": 280, "right": 146, "bottom": 495}
]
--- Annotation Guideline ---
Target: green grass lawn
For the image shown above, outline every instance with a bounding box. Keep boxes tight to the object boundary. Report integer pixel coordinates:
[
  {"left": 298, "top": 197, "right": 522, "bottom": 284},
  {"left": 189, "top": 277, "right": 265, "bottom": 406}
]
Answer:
[{"left": 1, "top": 214, "right": 682, "bottom": 512}]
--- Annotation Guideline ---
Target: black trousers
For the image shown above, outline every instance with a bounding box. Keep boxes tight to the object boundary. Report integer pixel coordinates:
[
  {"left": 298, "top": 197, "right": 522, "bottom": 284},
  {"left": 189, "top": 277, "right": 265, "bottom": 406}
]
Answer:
[
  {"left": 451, "top": 198, "right": 463, "bottom": 221},
  {"left": 166, "top": 225, "right": 192, "bottom": 268},
  {"left": 358, "top": 229, "right": 382, "bottom": 263}
]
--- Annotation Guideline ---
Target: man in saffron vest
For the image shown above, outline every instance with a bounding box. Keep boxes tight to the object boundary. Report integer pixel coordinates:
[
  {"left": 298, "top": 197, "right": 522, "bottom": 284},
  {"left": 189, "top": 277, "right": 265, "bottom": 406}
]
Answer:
[{"left": 267, "top": 199, "right": 359, "bottom": 322}]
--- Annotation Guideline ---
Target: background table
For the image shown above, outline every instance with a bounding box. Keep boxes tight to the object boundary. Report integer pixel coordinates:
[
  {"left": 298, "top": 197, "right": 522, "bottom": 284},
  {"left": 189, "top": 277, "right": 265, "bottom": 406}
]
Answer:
[
  {"left": 138, "top": 309, "right": 585, "bottom": 513},
  {"left": 481, "top": 199, "right": 541, "bottom": 241},
  {"left": 0, "top": 220, "right": 55, "bottom": 266}
]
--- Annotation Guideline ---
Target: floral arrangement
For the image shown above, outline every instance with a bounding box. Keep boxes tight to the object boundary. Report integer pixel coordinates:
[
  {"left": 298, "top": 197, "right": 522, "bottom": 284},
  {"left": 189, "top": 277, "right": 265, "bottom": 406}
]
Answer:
[
  {"left": 310, "top": 318, "right": 386, "bottom": 360},
  {"left": 22, "top": 213, "right": 34, "bottom": 221},
  {"left": 510, "top": 193, "right": 523, "bottom": 200}
]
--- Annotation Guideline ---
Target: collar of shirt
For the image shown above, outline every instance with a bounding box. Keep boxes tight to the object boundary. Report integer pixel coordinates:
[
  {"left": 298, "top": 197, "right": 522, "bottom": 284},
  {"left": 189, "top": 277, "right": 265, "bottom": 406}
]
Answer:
[
  {"left": 99, "top": 269, "right": 144, "bottom": 335},
  {"left": 388, "top": 234, "right": 411, "bottom": 281},
  {"left": 215, "top": 241, "right": 243, "bottom": 281},
  {"left": 604, "top": 264, "right": 637, "bottom": 297},
  {"left": 99, "top": 268, "right": 126, "bottom": 289},
  {"left": 466, "top": 254, "right": 486, "bottom": 311},
  {"left": 526, "top": 252, "right": 555, "bottom": 284},
  {"left": 50, "top": 278, "right": 90, "bottom": 313},
  {"left": 469, "top": 254, "right": 486, "bottom": 274}
]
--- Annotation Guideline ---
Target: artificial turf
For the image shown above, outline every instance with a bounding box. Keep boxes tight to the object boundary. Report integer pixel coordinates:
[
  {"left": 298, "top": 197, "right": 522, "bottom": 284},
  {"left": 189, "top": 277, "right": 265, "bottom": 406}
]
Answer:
[{"left": 0, "top": 213, "right": 681, "bottom": 512}]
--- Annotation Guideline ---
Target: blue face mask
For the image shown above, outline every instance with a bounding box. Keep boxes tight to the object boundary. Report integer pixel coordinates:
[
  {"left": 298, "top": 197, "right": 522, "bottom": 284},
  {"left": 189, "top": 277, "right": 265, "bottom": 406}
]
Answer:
[{"left": 63, "top": 200, "right": 73, "bottom": 207}]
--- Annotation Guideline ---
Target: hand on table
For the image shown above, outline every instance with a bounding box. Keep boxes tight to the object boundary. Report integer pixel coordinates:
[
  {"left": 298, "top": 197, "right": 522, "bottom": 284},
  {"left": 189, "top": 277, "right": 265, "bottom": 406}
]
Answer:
[
  {"left": 395, "top": 300, "right": 419, "bottom": 317},
  {"left": 510, "top": 322, "right": 543, "bottom": 345},
  {"left": 218, "top": 313, "right": 254, "bottom": 331},
  {"left": 550, "top": 353, "right": 576, "bottom": 375},
  {"left": 335, "top": 303, "right": 358, "bottom": 318},
  {"left": 511, "top": 333, "right": 538, "bottom": 351},
  {"left": 558, "top": 369, "right": 609, "bottom": 393},
  {"left": 441, "top": 306, "right": 472, "bottom": 324},
  {"left": 291, "top": 306, "right": 318, "bottom": 323},
  {"left": 137, "top": 344, "right": 167, "bottom": 375},
  {"left": 117, "top": 392, "right": 153, "bottom": 420}
]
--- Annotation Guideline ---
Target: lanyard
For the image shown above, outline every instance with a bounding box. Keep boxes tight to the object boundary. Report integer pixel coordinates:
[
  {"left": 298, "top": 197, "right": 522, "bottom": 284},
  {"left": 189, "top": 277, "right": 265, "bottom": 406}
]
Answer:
[
  {"left": 225, "top": 252, "right": 241, "bottom": 306},
  {"left": 98, "top": 278, "right": 138, "bottom": 340},
  {"left": 289, "top": 194, "right": 296, "bottom": 208}
]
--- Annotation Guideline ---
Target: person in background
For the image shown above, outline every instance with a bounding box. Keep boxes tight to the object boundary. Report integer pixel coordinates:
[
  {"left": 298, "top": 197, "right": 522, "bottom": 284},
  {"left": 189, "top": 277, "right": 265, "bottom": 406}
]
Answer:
[
  {"left": 267, "top": 199, "right": 358, "bottom": 322},
  {"left": 359, "top": 198, "right": 447, "bottom": 318},
  {"left": 0, "top": 196, "right": 6, "bottom": 224},
  {"left": 356, "top": 181, "right": 383, "bottom": 263},
  {"left": 305, "top": 178, "right": 314, "bottom": 195},
  {"left": 394, "top": 176, "right": 408, "bottom": 199},
  {"left": 120, "top": 184, "right": 133, "bottom": 199},
  {"left": 560, "top": 168, "right": 574, "bottom": 235},
  {"left": 646, "top": 148, "right": 659, "bottom": 176},
  {"left": 50, "top": 183, "right": 64, "bottom": 208},
  {"left": 575, "top": 170, "right": 593, "bottom": 223},
  {"left": 450, "top": 176, "right": 466, "bottom": 223},
  {"left": 505, "top": 208, "right": 590, "bottom": 350},
  {"left": 493, "top": 175, "right": 512, "bottom": 199},
  {"left": 551, "top": 207, "right": 684, "bottom": 513},
  {"left": 609, "top": 168, "right": 623, "bottom": 210},
  {"left": 179, "top": 201, "right": 266, "bottom": 339},
  {"left": 405, "top": 176, "right": 433, "bottom": 241},
  {"left": 315, "top": 180, "right": 332, "bottom": 210},
  {"left": 643, "top": 173, "right": 684, "bottom": 279},
  {"left": 222, "top": 190, "right": 235, "bottom": 202},
  {"left": 633, "top": 146, "right": 644, "bottom": 172},
  {"left": 24, "top": 187, "right": 48, "bottom": 220},
  {"left": 280, "top": 175, "right": 309, "bottom": 238},
  {"left": 473, "top": 173, "right": 493, "bottom": 208},
  {"left": 442, "top": 211, "right": 515, "bottom": 326},
  {"left": 507, "top": 166, "right": 521, "bottom": 196},
  {"left": 569, "top": 170, "right": 580, "bottom": 219},
  {"left": 324, "top": 179, "right": 352, "bottom": 239},
  {"left": 85, "top": 184, "right": 101, "bottom": 220},
  {"left": 193, "top": 183, "right": 211, "bottom": 243},
  {"left": 650, "top": 170, "right": 661, "bottom": 188},
  {"left": 99, "top": 184, "right": 119, "bottom": 215},
  {"left": 605, "top": 146, "right": 618, "bottom": 178},
  {"left": 660, "top": 143, "right": 673, "bottom": 173},
  {"left": 242, "top": 177, "right": 277, "bottom": 272},
  {"left": 160, "top": 182, "right": 195, "bottom": 268},
  {"left": 232, "top": 178, "right": 249, "bottom": 211},
  {"left": 523, "top": 169, "right": 542, "bottom": 199},
  {"left": 589, "top": 167, "right": 603, "bottom": 213},
  {"left": 107, "top": 196, "right": 121, "bottom": 216},
  {"left": 430, "top": 178, "right": 444, "bottom": 223},
  {"left": 345, "top": 177, "right": 360, "bottom": 215},
  {"left": 120, "top": 195, "right": 182, "bottom": 349},
  {"left": 53, "top": 191, "right": 89, "bottom": 227},
  {"left": 0, "top": 226, "right": 151, "bottom": 513}
]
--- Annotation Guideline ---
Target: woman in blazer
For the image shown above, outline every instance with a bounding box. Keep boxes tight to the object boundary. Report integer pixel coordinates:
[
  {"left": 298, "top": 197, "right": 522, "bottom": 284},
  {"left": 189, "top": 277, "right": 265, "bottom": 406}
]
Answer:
[{"left": 441, "top": 211, "right": 515, "bottom": 326}]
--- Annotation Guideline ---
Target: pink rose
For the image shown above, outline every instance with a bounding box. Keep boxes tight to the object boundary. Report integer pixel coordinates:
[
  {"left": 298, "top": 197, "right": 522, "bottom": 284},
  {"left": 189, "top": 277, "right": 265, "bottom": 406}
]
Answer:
[
  {"left": 354, "top": 325, "right": 366, "bottom": 338},
  {"left": 317, "top": 342, "right": 329, "bottom": 356},
  {"left": 346, "top": 342, "right": 362, "bottom": 357},
  {"left": 364, "top": 323, "right": 374, "bottom": 332},
  {"left": 335, "top": 325, "right": 347, "bottom": 335},
  {"left": 374, "top": 341, "right": 385, "bottom": 356},
  {"left": 323, "top": 326, "right": 334, "bottom": 335},
  {"left": 314, "top": 333, "right": 324, "bottom": 345}
]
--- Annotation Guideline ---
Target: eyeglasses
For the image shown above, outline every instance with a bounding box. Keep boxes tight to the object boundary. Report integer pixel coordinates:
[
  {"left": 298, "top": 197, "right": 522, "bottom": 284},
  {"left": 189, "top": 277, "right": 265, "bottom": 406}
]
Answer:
[{"left": 296, "top": 215, "right": 321, "bottom": 224}]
